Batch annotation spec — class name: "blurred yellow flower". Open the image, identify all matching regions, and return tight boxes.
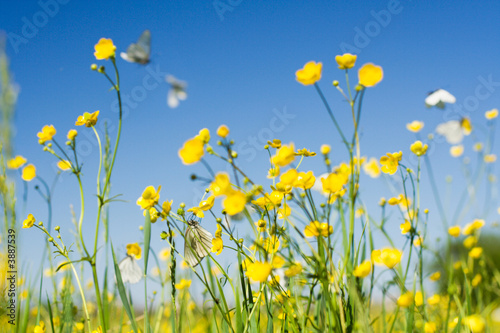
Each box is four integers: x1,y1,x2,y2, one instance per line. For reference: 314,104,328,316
353,260,371,278
271,143,295,167
136,185,161,210
245,261,272,282
34,321,46,333
216,125,229,138
94,38,116,60
372,248,402,269
485,108,498,120
321,172,348,194
126,243,142,259
187,206,204,218
304,221,333,237
267,166,280,179
175,278,192,290
199,196,215,211
159,247,171,261
284,263,302,277
37,125,56,144
400,220,411,234
463,236,477,249
461,117,472,135
223,190,246,215
211,237,223,255
380,151,402,175
210,172,231,196
406,120,424,133
280,168,298,186
448,226,461,237
320,144,331,155
23,214,35,229
75,322,84,331
363,158,381,178
463,219,485,235
178,137,205,165
335,53,357,70
413,236,423,247
472,273,482,287
196,128,210,144
429,271,441,281
75,111,100,127
397,291,413,307
57,160,71,171
67,129,78,140
277,203,291,219
267,139,282,149
262,235,280,253
463,314,485,333
255,219,267,232
410,140,428,156
22,164,36,181
358,63,383,87
450,145,464,157
484,154,497,163
294,171,316,189
295,148,316,157
7,155,27,169
427,294,440,305
414,291,423,306
145,207,159,222
295,61,322,85
271,255,285,269
161,200,173,218
424,322,437,333
469,247,483,259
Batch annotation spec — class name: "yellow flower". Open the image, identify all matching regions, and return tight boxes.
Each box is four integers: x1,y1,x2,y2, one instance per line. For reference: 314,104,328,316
94,38,116,60
429,271,441,281
484,154,497,163
414,291,423,306
75,322,84,331
463,314,485,333
187,206,204,218
271,143,295,167
178,137,205,165
353,260,371,278
363,158,381,178
304,221,333,237
294,171,316,189
410,140,428,156
397,291,413,307
199,196,215,211
37,125,56,144
284,263,302,277
380,151,402,175
161,200,173,218
413,236,423,247
57,160,71,171
209,172,231,197
335,53,357,70
320,144,331,155
159,247,171,261
271,255,285,269
471,273,482,287
7,155,27,169
463,236,477,249
461,117,472,135
144,207,159,223
67,129,78,140
255,219,267,232
448,226,461,237
406,120,424,133
211,237,223,255
463,219,485,235
267,166,280,179
216,125,229,138
277,203,291,219
424,322,437,333
427,294,440,305
358,63,383,87
280,168,298,186
321,172,348,194
372,248,402,269
450,145,464,157
267,139,282,149
23,214,36,229
262,235,280,253
485,108,498,120
295,61,322,85
22,164,36,181
34,321,46,333
469,247,483,259
175,278,192,290
245,261,272,282
75,111,100,127
295,148,316,157
136,185,161,210
196,128,210,144
400,221,411,235
223,190,246,215
126,243,142,259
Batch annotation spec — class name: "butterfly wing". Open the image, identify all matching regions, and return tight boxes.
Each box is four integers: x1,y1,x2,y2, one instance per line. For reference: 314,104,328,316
120,30,151,64
425,89,456,108
436,120,463,144
118,256,143,284
167,89,180,108
184,223,214,267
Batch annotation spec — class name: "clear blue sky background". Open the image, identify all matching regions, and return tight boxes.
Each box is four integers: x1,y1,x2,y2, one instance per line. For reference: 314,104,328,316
2,0,500,297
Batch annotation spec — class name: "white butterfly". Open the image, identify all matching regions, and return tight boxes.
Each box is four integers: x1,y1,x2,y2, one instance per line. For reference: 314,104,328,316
184,220,213,267
118,255,143,284
425,89,456,109
435,118,470,144
120,30,151,65
166,75,188,108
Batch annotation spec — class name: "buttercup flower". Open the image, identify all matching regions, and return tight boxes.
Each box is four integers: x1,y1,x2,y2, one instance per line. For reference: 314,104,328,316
424,322,437,333
295,148,316,157
75,111,99,127
372,248,402,269
175,278,192,290
380,151,403,175
67,129,78,140
255,219,267,232
320,144,331,155
295,61,322,85
450,145,464,157
245,261,272,282
37,125,56,144
136,185,161,210
363,158,381,178
429,271,441,281
22,164,36,181
187,206,204,218
178,137,205,165
7,155,27,169
463,314,485,333
57,160,71,171
284,263,302,277
484,154,497,163
271,143,295,167
462,219,485,235
304,221,333,237
400,220,411,234
406,120,424,133
267,166,280,179
216,125,229,138
23,214,36,229
485,108,498,120
415,291,423,306
469,247,483,259
161,200,173,218
294,171,316,190
448,226,461,237
209,172,232,196
211,225,223,256
196,128,210,144
358,63,383,87
223,190,246,215
353,260,371,278
94,38,116,60
410,140,428,156
321,172,349,194
126,243,142,259
335,53,357,70
397,292,413,307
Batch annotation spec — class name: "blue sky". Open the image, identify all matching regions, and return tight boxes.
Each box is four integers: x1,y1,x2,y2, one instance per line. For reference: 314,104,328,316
2,0,500,295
